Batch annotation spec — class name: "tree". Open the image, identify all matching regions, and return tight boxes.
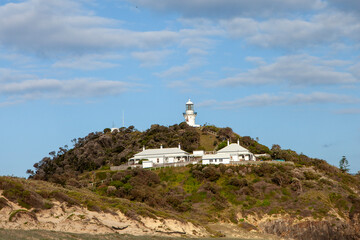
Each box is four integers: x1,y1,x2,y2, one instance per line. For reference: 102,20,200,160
339,156,349,173
271,144,281,159
26,169,34,176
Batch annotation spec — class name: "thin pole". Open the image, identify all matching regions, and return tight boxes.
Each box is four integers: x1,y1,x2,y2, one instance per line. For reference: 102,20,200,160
122,111,125,127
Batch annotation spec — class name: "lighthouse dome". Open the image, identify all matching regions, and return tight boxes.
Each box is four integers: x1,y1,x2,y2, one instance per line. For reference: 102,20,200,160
186,99,193,105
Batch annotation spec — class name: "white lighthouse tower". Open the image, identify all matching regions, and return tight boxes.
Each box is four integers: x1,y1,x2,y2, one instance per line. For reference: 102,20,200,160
183,99,200,127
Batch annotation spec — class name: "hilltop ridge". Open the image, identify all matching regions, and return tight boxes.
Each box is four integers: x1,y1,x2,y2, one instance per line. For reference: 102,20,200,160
1,123,359,239
28,123,271,184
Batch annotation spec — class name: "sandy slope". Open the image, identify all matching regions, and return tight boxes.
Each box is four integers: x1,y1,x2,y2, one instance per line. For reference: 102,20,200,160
0,192,207,238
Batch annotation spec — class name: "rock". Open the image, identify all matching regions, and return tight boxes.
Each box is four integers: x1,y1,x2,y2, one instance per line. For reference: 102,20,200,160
259,219,360,240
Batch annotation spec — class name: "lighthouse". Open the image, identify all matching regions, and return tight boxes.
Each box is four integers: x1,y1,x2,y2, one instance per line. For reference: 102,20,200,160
183,99,200,127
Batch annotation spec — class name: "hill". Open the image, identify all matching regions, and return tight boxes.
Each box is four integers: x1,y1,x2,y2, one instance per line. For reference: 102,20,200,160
27,123,270,185
1,123,360,239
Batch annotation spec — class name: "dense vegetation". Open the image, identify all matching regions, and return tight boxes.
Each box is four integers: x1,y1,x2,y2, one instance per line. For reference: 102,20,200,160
27,123,271,184
83,164,360,223
2,163,360,235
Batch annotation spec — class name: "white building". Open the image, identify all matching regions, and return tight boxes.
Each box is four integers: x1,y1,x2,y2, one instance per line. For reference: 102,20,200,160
183,99,200,127
193,150,205,157
129,144,191,164
202,153,230,165
201,140,255,165
217,139,255,161
142,161,154,169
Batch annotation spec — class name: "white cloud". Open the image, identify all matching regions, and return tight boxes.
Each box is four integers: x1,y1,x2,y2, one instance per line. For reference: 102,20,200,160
128,0,326,18
156,58,205,78
201,92,360,109
327,0,360,12
0,99,23,107
349,62,360,79
217,55,358,87
221,12,360,49
165,80,189,88
131,50,172,67
0,78,134,103
197,99,217,107
187,48,208,56
0,0,178,56
53,54,123,70
0,68,36,82
245,56,266,66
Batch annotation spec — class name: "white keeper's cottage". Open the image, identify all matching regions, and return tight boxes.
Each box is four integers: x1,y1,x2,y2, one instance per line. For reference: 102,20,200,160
129,144,190,165
202,139,255,165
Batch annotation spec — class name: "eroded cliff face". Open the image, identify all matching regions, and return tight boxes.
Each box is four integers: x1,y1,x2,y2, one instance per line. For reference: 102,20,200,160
0,195,207,237
1,190,360,240
259,218,360,240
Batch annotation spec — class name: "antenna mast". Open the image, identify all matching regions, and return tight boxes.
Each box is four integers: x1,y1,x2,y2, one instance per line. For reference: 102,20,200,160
122,111,125,128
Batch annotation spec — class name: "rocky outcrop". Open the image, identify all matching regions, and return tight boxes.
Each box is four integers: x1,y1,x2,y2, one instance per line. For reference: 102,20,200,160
259,219,360,240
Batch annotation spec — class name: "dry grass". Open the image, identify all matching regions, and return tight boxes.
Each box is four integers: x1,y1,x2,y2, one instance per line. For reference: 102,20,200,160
199,131,217,151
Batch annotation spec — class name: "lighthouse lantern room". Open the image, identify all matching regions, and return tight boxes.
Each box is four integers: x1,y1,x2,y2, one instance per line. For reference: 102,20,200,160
183,99,200,127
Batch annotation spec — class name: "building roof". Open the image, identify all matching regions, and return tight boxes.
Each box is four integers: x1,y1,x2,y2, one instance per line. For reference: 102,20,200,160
186,99,193,105
217,143,250,153
132,147,189,159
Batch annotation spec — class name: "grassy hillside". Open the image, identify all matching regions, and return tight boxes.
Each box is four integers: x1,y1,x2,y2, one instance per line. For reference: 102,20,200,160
2,162,360,239
82,164,360,223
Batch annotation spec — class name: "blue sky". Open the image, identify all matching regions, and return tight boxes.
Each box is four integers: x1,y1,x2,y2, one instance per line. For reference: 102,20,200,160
0,0,359,177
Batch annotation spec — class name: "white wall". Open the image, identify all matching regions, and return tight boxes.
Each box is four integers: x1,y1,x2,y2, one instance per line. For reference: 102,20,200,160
147,157,164,164
142,161,153,168
202,158,230,165
193,150,204,157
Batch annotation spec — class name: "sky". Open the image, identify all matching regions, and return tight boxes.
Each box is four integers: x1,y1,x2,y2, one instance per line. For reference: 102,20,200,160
0,0,359,177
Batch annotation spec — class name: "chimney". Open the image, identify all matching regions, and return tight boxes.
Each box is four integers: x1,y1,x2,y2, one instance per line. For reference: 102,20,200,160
227,139,230,146
160,144,163,149
237,139,240,145
178,143,181,149
143,146,145,151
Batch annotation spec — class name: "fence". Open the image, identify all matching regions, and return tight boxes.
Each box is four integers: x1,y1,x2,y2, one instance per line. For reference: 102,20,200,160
110,160,293,171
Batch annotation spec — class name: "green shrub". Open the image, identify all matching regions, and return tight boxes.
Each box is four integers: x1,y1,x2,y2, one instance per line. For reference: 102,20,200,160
189,191,207,203
123,183,133,193
99,166,110,170
9,209,28,222
216,141,227,151
281,188,291,196
304,171,320,180
50,191,80,206
202,166,220,181
86,201,102,212
2,181,45,209
329,192,342,203
95,172,107,181
109,180,123,188
0,197,9,210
